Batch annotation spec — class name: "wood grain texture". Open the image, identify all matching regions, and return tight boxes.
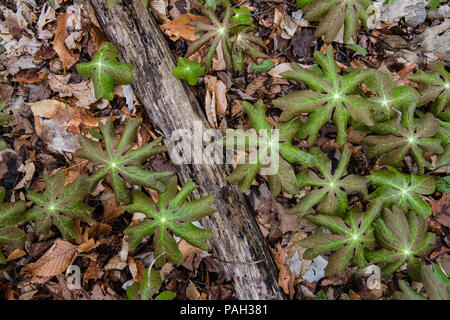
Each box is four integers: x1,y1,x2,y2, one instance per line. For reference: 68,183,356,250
89,0,285,300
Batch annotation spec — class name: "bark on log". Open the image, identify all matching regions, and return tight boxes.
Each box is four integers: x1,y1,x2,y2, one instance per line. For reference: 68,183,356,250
89,0,285,300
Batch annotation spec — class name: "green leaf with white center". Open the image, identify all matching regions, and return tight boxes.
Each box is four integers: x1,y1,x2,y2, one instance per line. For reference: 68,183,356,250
231,26,268,73
230,6,252,24
172,57,205,86
185,6,247,70
75,117,172,203
367,166,435,218
362,112,444,174
226,100,299,196
407,62,450,115
287,144,368,219
123,176,215,267
272,46,375,145
366,206,436,280
24,171,93,240
364,67,419,122
394,261,448,300
296,200,382,277
76,42,133,101
301,0,373,43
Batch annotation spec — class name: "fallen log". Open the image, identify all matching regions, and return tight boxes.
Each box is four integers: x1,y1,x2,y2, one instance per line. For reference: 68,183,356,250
89,0,285,300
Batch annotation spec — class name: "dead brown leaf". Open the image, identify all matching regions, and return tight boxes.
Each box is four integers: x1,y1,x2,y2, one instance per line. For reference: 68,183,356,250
52,13,80,70
160,13,209,41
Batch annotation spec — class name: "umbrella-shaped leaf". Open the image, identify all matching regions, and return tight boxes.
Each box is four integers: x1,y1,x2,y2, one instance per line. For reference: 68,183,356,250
367,166,435,218
273,46,375,145
123,176,215,267
232,26,268,72
366,206,436,280
172,57,205,85
75,117,172,203
24,172,93,240
287,144,368,219
296,200,382,277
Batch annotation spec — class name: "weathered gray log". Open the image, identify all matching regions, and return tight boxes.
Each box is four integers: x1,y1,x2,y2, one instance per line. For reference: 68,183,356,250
89,0,285,300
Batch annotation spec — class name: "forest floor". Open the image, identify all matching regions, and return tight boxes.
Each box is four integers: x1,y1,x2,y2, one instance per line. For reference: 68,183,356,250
0,0,449,300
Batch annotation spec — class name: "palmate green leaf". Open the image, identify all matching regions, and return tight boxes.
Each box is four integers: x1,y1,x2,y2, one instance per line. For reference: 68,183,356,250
364,67,419,121
287,144,368,219
301,0,372,43
232,26,268,73
124,176,215,267
296,200,382,277
230,6,252,24
0,187,26,249
407,62,450,115
435,176,450,194
226,100,303,196
362,111,444,174
126,267,176,300
25,172,93,240
172,57,205,85
273,46,375,146
367,166,435,218
75,117,171,204
76,42,133,101
366,206,436,280
185,6,247,70
394,261,448,300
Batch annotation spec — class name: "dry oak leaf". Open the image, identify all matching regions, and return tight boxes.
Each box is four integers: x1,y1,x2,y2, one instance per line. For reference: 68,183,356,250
52,13,80,70
22,239,78,284
27,99,64,119
160,13,209,41
48,73,97,108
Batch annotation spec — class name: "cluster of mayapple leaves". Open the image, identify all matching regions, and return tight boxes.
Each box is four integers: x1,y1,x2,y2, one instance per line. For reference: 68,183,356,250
172,3,270,85
0,118,217,298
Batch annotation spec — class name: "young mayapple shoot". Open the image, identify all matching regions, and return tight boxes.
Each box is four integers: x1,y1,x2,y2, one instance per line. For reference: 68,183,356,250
367,166,435,218
0,187,27,249
273,46,375,145
287,144,368,219
172,57,205,85
231,26,269,73
408,62,450,115
126,267,176,300
394,260,449,300
25,172,93,240
124,176,216,267
0,101,11,126
76,42,133,101
226,100,310,196
362,111,444,174
299,0,372,43
366,206,436,280
75,117,172,204
296,200,382,277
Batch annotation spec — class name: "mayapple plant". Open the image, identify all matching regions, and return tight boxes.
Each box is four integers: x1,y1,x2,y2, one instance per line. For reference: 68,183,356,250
272,46,375,146
0,101,11,126
296,200,382,277
297,0,372,43
366,206,436,280
287,144,368,219
75,117,172,204
367,166,435,218
362,111,443,175
76,42,133,101
124,176,216,267
231,26,269,73
172,57,205,86
25,172,93,240
226,100,314,196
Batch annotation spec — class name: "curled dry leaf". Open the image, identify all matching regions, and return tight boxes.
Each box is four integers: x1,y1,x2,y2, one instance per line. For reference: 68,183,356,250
22,239,78,284
48,73,97,109
52,13,80,70
160,13,209,41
